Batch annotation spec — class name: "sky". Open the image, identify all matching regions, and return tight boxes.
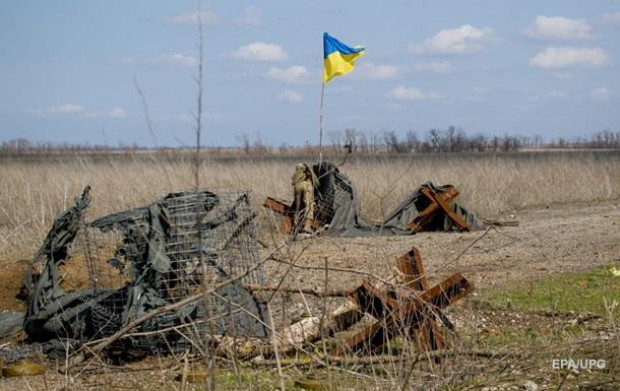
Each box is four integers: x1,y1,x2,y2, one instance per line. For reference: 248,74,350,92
0,1,619,148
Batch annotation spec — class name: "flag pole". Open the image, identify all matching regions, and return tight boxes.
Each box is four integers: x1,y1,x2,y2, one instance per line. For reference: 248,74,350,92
318,81,325,164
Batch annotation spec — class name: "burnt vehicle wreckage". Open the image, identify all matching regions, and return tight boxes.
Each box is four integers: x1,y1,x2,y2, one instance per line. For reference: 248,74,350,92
0,162,479,366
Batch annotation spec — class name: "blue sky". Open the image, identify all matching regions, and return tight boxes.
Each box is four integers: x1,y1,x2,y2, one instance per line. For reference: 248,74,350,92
1,1,618,148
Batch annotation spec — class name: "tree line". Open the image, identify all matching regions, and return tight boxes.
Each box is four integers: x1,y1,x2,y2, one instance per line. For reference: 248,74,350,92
326,127,620,154
2,128,620,157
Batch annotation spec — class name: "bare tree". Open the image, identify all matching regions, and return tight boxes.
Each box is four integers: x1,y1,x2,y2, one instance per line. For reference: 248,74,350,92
192,5,205,191
427,128,444,152
371,131,382,154
470,134,488,152
357,131,369,153
328,130,343,152
405,130,419,152
491,135,500,151
344,128,357,154
383,130,404,153
237,133,251,154
253,132,269,155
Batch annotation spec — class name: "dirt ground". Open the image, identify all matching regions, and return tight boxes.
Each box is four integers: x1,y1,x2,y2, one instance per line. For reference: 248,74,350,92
262,199,620,297
1,199,619,390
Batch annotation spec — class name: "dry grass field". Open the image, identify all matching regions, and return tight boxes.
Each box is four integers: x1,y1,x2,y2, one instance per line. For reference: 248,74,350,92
1,150,619,260
1,150,620,390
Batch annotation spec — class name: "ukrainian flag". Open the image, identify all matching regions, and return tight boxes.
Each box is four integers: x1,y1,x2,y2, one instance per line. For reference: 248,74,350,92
323,32,365,84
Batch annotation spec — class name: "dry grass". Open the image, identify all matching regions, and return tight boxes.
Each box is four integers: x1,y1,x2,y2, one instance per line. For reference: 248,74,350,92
1,150,620,260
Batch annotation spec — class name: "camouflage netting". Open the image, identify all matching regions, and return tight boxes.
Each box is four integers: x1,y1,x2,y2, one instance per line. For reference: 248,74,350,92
3,186,267,359
310,162,486,237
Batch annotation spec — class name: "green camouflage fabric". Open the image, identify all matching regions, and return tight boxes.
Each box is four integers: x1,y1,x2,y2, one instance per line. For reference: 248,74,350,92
310,162,485,237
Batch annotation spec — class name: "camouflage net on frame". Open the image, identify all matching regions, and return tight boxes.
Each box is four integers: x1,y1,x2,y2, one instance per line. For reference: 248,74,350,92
14,187,267,359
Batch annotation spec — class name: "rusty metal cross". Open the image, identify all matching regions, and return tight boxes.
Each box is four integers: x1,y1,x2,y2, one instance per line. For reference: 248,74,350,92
333,246,473,356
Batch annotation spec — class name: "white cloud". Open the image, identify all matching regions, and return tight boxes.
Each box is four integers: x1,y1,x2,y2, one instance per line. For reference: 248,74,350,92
590,87,611,100
601,12,620,24
523,16,593,39
529,47,608,68
408,25,495,54
388,86,441,101
234,6,261,26
165,9,218,25
156,54,199,67
276,90,303,103
109,108,128,118
265,66,311,83
29,104,84,115
351,63,405,80
45,103,84,114
413,61,454,73
232,42,288,61
111,57,137,66
25,103,95,117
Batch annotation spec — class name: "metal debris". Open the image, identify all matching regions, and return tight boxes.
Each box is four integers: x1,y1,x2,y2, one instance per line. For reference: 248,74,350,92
12,186,268,358
333,246,473,356
407,185,470,233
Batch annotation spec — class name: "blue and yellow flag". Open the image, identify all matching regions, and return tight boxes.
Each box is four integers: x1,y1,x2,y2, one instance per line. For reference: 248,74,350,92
323,32,365,84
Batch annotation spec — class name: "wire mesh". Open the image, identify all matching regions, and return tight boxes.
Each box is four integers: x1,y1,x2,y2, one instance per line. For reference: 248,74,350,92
315,173,355,224
67,189,266,354
312,163,357,228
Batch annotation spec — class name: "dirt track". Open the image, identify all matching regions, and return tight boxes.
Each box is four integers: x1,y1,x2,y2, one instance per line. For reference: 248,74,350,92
262,199,620,297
